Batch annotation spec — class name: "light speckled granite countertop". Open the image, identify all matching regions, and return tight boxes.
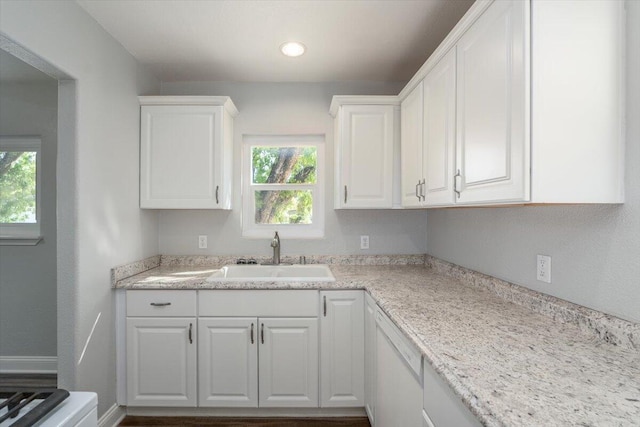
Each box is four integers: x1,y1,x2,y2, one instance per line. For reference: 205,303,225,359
114,261,640,427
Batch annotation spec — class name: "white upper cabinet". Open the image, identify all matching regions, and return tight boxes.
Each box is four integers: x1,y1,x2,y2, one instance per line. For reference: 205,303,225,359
530,0,624,203
398,0,624,207
423,48,457,206
331,97,400,209
455,0,529,204
401,82,424,208
401,48,457,208
139,96,238,209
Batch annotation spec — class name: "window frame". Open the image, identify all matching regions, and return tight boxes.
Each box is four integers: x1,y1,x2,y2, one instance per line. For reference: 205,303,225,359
0,136,42,245
242,134,325,239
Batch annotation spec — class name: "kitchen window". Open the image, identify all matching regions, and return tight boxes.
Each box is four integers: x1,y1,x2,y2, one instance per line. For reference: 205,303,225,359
242,135,324,238
0,137,42,244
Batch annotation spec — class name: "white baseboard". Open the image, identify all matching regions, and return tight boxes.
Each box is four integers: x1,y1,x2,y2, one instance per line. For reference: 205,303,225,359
0,356,57,373
126,406,367,417
99,404,126,427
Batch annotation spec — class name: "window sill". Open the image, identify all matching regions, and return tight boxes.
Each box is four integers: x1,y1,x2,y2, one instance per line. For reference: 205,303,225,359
242,229,324,239
0,236,43,246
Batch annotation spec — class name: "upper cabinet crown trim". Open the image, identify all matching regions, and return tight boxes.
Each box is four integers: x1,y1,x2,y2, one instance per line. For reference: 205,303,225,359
329,95,400,117
398,0,494,101
139,96,239,117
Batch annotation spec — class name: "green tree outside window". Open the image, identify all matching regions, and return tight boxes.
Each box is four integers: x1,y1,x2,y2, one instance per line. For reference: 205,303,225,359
0,151,37,223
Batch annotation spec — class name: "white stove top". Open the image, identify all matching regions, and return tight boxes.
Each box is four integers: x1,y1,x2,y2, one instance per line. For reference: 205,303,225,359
0,392,97,427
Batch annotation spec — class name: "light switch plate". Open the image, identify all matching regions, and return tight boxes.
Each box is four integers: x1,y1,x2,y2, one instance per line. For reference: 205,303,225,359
360,235,369,250
198,235,208,249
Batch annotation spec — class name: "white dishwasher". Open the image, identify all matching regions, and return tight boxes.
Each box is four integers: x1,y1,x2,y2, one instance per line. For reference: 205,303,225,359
375,307,423,427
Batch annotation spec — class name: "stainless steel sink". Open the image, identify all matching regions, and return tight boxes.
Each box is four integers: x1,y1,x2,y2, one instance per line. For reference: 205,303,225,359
206,264,335,282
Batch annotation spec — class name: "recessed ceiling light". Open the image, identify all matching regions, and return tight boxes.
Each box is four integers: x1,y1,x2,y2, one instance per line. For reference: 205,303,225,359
280,41,306,57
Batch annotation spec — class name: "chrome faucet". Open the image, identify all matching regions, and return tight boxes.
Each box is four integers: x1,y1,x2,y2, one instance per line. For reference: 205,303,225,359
270,231,280,265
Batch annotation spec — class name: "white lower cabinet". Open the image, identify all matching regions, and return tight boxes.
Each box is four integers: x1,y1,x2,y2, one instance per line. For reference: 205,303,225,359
422,358,481,427
198,316,318,408
320,291,364,407
126,317,197,407
125,288,482,423
259,318,319,407
198,317,258,407
125,290,198,407
364,293,377,424
197,290,320,408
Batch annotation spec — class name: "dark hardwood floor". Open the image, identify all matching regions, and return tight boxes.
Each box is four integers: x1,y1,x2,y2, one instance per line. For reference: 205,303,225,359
119,416,371,427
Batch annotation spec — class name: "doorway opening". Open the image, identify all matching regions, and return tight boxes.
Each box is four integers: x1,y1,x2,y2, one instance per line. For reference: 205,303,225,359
0,35,76,390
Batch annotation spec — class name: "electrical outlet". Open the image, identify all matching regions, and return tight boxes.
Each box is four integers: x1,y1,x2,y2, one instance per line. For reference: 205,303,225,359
360,235,369,250
198,235,208,249
537,255,551,283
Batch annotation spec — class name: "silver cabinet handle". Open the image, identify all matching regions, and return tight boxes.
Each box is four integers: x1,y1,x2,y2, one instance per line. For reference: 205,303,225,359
215,185,219,204
454,170,462,198
344,185,348,204
150,302,171,307
261,323,264,344
188,323,193,344
420,179,426,201
323,295,327,317
415,181,420,200
250,323,254,344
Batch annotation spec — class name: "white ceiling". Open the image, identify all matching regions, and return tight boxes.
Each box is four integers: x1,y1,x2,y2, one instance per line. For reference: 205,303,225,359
76,0,474,83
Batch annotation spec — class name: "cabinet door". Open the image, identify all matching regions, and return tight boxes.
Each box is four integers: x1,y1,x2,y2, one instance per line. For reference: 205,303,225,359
364,293,377,424
126,317,196,406
338,105,395,208
376,327,423,427
455,0,529,204
320,291,364,407
423,48,457,207
198,318,258,407
140,105,225,209
259,318,319,407
401,82,424,208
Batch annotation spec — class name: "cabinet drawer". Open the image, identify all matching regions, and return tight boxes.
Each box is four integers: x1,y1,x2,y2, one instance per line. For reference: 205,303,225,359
375,307,422,377
127,290,197,317
199,290,318,317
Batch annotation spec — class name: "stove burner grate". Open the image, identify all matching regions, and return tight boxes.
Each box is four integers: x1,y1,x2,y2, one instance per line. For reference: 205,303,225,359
0,389,70,427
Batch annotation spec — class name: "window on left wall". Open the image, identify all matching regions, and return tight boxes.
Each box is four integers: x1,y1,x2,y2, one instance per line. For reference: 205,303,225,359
0,137,42,244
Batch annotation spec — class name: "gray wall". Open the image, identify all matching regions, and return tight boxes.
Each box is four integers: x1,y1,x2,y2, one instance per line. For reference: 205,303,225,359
0,0,160,416
426,0,640,323
0,80,57,358
159,81,428,256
